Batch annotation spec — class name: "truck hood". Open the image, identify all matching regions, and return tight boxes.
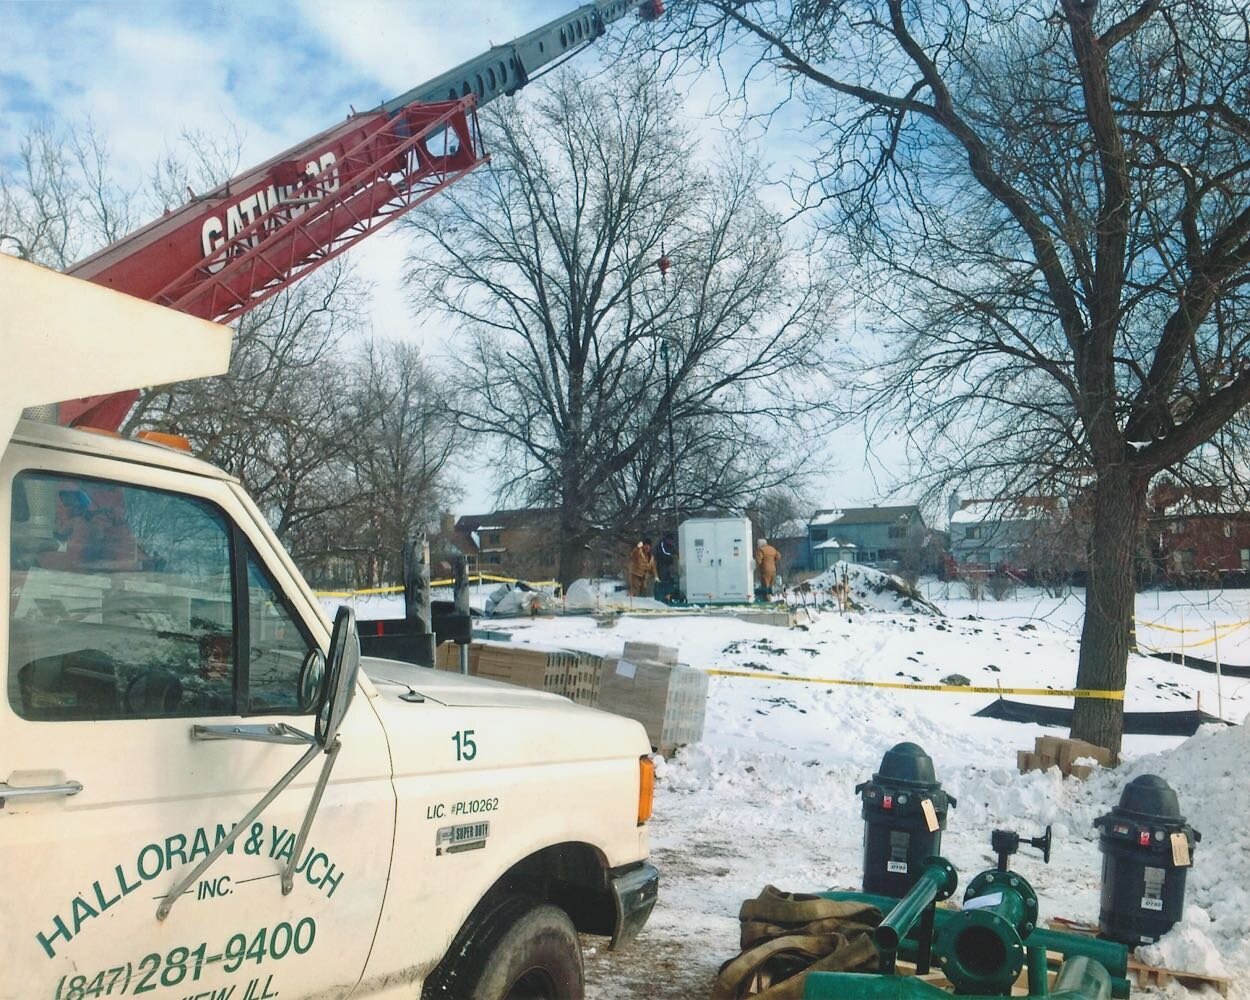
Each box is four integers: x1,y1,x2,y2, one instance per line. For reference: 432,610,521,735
362,658,574,708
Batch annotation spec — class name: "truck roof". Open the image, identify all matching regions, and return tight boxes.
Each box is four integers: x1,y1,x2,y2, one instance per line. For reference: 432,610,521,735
9,417,235,481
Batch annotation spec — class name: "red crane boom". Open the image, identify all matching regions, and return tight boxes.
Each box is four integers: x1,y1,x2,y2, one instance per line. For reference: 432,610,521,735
58,0,663,431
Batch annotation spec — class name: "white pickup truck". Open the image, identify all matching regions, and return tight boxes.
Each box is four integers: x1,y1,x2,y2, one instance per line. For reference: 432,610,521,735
0,256,658,1000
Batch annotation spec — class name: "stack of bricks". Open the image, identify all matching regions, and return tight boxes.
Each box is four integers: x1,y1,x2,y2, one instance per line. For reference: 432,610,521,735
431,639,711,752
433,641,603,707
597,641,709,755
1017,735,1113,779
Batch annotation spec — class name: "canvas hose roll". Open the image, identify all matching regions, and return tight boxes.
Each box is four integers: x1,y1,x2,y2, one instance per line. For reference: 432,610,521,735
711,886,882,1000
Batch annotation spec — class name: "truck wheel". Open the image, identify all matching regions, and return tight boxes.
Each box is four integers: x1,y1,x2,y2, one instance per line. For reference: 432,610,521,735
423,896,585,1000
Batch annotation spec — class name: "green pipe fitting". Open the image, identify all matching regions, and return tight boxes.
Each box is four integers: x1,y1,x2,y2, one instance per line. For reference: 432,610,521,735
802,957,1111,1000
934,869,1039,995
1027,946,1050,996
1051,956,1112,1000
877,858,959,954
820,891,1131,998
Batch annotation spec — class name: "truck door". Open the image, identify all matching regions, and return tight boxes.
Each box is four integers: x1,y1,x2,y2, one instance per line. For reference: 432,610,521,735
0,454,395,1000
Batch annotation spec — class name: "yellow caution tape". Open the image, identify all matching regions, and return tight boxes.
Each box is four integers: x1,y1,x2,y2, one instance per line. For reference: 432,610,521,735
1134,616,1250,635
704,668,1125,701
316,585,404,598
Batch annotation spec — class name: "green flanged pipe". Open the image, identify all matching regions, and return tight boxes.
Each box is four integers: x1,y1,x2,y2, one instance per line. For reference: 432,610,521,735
820,891,1131,997
1027,946,1050,996
876,858,959,954
802,957,1110,1000
933,868,1039,995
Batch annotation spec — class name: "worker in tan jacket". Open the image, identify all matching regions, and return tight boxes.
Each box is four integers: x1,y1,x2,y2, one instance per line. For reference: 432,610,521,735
755,537,782,596
627,539,657,597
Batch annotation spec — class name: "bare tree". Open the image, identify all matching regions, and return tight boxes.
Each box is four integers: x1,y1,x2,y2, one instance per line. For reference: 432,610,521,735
405,66,834,584
655,1,1250,755
336,340,465,586
135,262,366,547
1,120,136,266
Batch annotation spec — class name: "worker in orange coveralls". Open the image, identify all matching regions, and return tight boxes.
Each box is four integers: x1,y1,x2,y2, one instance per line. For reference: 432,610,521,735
755,537,782,597
627,539,656,597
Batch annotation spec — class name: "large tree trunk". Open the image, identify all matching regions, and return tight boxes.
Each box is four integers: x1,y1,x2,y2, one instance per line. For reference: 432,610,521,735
557,465,588,588
1071,468,1148,759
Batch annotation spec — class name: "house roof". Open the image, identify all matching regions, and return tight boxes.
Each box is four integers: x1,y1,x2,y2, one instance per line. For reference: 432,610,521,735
814,537,857,550
455,508,560,533
812,505,922,528
950,497,1057,525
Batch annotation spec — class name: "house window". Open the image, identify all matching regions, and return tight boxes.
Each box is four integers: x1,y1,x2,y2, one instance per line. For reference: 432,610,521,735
1241,549,1249,570
810,528,827,542
888,525,907,539
964,525,982,540
1224,522,1232,538
488,554,502,565
485,531,502,546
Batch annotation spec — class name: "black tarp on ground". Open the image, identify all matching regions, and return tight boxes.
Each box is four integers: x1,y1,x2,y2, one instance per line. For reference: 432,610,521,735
974,697,1228,735
1145,650,1250,678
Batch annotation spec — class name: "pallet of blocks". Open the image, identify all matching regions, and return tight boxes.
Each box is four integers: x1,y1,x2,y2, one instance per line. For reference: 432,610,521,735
597,642,709,755
433,641,602,706
1017,734,1113,779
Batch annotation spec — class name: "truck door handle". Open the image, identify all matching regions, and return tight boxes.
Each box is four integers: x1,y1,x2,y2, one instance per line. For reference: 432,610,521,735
0,780,83,807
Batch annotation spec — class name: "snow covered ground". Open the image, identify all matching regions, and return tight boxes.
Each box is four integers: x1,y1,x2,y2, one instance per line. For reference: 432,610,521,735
322,578,1250,998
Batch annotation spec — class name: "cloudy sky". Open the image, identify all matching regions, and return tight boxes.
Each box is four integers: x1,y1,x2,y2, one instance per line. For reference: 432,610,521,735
0,0,908,518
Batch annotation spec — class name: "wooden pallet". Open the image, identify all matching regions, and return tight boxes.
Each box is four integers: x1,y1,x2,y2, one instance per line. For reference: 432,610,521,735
1045,918,1230,997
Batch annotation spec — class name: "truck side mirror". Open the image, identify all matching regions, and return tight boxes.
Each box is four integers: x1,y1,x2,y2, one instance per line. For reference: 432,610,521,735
298,648,326,714
317,606,360,747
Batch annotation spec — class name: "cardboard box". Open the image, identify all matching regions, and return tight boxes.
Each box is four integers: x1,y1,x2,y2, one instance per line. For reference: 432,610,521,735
1035,735,1065,759
1019,736,1112,778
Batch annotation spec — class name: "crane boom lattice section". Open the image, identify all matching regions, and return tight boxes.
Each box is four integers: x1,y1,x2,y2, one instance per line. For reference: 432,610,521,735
159,98,486,325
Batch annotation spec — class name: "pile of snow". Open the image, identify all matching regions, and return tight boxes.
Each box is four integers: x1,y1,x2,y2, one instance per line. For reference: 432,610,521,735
804,561,941,615
1138,907,1230,979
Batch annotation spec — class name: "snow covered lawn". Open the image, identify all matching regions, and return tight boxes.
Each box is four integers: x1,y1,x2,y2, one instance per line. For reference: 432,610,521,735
324,580,1250,997
487,595,1249,999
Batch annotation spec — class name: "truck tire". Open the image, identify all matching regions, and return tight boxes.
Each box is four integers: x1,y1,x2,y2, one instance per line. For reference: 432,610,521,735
423,896,585,1000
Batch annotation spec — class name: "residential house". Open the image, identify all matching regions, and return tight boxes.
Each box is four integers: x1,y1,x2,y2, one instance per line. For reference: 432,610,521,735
1148,484,1250,583
807,505,926,569
453,508,561,580
948,495,1063,572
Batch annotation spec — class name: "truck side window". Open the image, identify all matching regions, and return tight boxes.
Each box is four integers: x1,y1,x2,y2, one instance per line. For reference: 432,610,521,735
8,471,235,721
245,549,315,714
